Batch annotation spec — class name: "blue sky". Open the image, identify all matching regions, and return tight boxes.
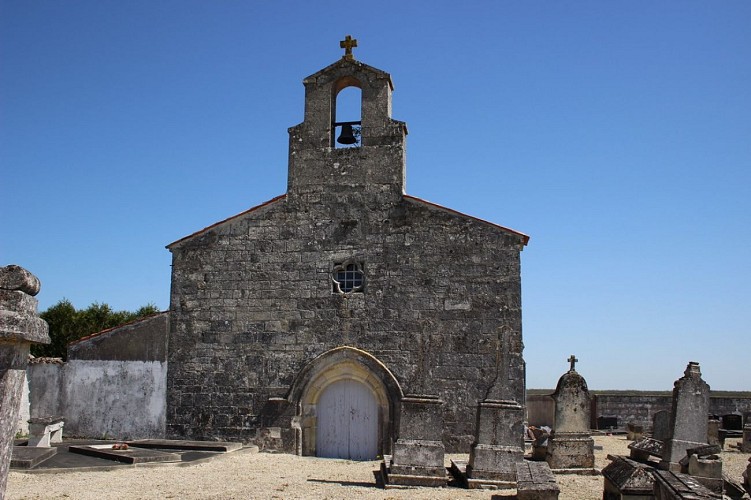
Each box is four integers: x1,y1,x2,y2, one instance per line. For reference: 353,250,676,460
2,1,749,390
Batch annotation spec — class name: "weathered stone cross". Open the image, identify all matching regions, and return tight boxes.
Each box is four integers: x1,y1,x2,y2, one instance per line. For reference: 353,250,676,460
340,35,357,60
568,354,578,371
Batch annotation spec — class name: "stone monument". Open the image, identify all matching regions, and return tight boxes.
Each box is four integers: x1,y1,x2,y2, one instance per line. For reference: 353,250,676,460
381,395,448,487
546,355,596,474
659,362,710,472
449,326,526,489
0,265,50,496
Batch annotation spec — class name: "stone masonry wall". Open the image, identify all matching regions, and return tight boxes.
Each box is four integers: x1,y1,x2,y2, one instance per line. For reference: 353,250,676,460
167,189,525,452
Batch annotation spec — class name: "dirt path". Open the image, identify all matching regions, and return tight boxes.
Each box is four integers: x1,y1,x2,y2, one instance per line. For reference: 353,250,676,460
7,436,750,499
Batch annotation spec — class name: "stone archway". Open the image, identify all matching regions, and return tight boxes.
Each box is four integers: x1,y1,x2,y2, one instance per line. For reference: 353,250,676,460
286,346,403,458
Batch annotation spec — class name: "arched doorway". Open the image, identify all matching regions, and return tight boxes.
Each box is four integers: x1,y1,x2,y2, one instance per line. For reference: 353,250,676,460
316,379,378,460
286,346,403,459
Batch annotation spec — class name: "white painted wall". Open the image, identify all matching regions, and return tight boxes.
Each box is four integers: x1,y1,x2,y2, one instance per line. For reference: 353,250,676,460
63,360,166,439
15,373,30,436
27,360,167,440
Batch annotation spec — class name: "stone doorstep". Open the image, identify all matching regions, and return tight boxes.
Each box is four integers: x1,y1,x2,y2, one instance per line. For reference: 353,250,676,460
448,459,516,490
10,446,57,469
380,456,448,488
68,445,181,464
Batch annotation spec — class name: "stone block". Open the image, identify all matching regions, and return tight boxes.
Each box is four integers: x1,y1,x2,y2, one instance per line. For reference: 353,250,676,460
687,454,723,494
516,460,560,500
546,433,595,471
652,410,671,442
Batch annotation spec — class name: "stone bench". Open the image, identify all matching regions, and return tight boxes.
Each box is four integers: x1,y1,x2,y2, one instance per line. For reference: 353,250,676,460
27,416,64,447
516,460,560,500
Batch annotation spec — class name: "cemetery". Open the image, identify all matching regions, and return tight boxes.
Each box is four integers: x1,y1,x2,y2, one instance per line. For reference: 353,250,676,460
3,38,750,500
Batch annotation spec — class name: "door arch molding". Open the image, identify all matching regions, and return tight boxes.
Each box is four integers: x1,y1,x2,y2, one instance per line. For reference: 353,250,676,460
286,346,403,457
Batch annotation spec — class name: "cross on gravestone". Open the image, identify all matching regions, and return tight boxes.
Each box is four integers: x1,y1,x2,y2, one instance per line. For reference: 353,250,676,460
340,35,357,60
568,355,578,371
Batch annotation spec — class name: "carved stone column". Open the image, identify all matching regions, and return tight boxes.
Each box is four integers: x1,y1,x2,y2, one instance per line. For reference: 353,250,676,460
0,265,50,496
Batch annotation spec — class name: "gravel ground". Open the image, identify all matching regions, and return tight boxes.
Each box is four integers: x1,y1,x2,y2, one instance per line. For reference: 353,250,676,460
7,436,750,499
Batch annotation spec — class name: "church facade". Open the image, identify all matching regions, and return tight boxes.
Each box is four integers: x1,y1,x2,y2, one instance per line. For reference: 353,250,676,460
165,45,529,458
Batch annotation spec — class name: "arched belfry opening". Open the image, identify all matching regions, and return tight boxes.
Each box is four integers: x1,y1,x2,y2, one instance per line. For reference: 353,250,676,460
286,35,408,204
332,78,362,148
286,346,403,459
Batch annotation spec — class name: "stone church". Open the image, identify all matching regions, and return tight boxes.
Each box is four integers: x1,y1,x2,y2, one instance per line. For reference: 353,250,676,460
165,40,529,460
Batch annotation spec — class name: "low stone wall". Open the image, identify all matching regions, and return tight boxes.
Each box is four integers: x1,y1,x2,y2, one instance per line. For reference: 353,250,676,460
526,390,751,430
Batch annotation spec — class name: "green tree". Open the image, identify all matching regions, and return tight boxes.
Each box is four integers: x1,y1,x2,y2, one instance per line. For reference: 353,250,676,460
31,299,161,360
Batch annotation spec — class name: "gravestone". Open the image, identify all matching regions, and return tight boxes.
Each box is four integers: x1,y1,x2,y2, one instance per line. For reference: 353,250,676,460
744,457,751,494
742,424,751,453
449,326,526,489
706,419,720,447
653,410,671,442
546,356,596,474
722,414,743,431
381,395,448,487
598,416,619,431
0,265,50,497
660,362,710,472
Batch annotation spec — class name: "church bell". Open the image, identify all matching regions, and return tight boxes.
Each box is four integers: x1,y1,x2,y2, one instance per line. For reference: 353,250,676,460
336,123,357,145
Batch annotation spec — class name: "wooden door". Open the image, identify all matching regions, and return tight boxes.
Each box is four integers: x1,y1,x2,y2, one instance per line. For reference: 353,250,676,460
316,379,378,460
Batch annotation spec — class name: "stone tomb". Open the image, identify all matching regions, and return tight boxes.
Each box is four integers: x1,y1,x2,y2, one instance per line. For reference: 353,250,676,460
516,460,560,500
545,356,597,474
69,444,181,464
660,362,710,472
602,454,656,500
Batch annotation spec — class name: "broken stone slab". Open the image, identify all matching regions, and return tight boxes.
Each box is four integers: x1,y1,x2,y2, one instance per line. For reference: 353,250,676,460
628,437,664,463
602,454,655,499
722,473,749,500
652,468,721,499
687,454,723,495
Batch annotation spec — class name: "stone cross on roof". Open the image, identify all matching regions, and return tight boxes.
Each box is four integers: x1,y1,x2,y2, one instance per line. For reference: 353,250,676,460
340,35,357,60
568,355,578,371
